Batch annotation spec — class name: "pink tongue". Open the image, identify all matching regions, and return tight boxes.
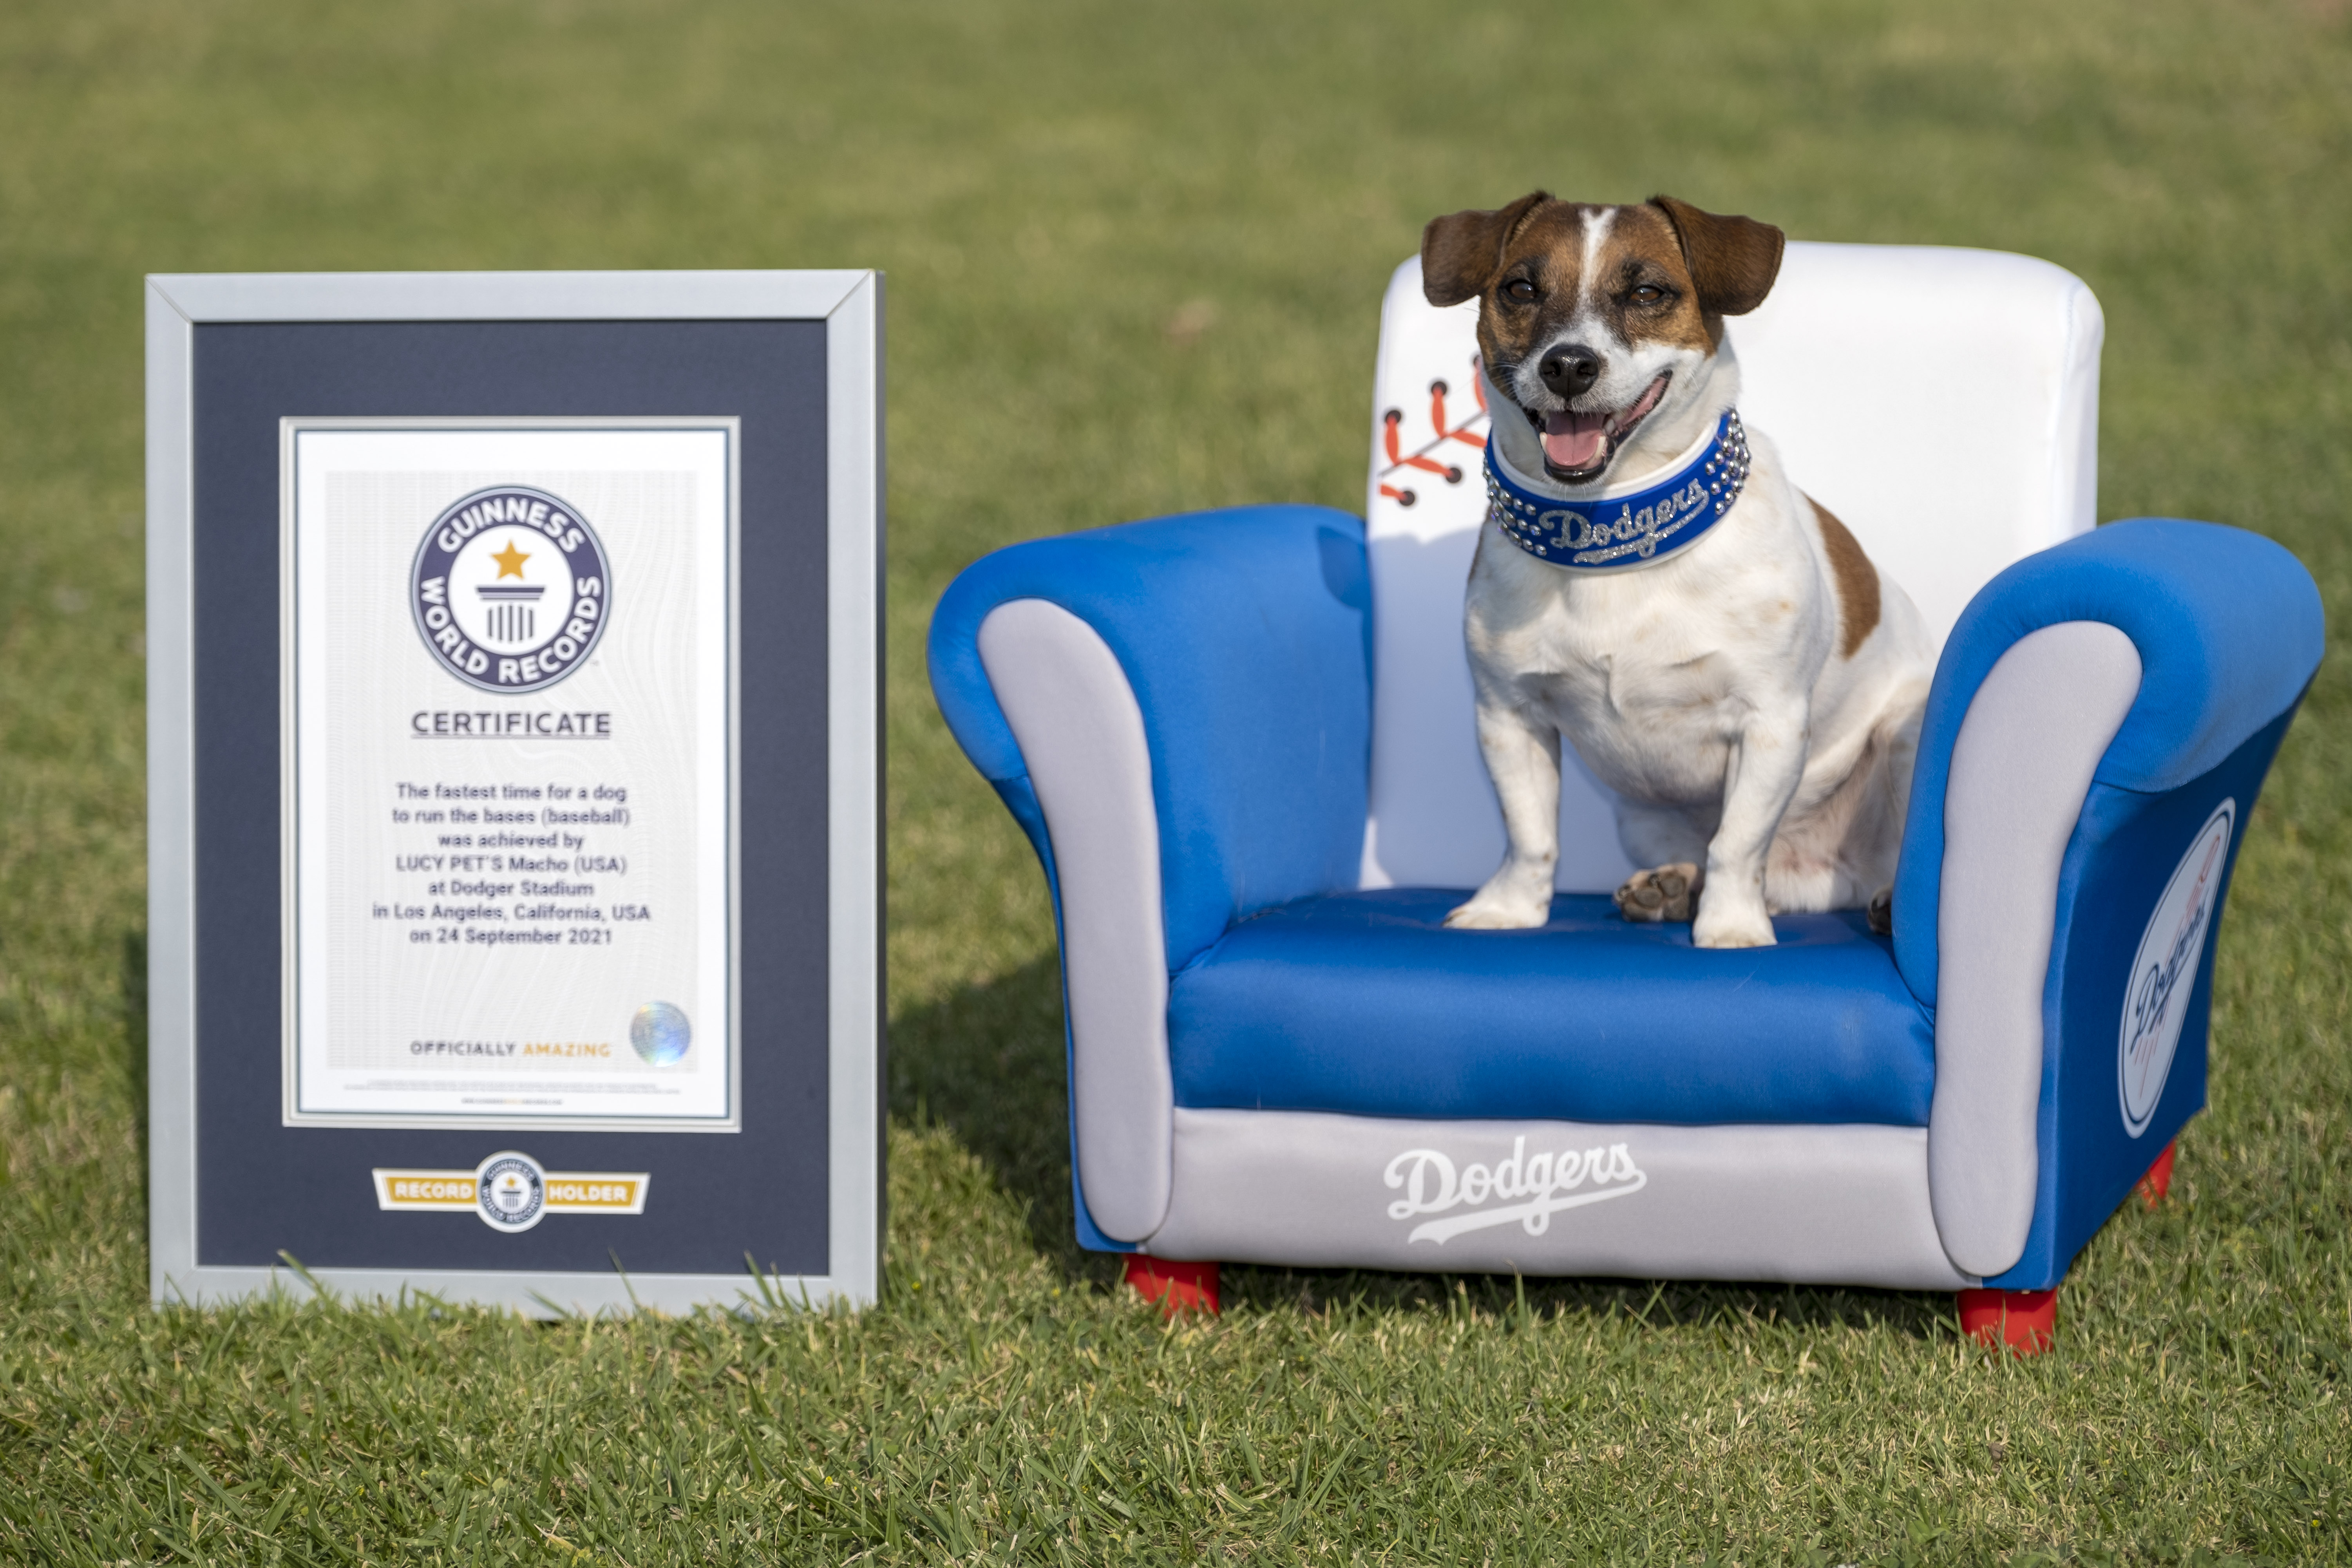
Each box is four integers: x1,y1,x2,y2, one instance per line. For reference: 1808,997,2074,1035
1541,410,1607,470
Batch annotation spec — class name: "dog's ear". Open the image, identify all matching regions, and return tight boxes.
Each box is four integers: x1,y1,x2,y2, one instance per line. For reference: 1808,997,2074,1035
1648,195,1784,316
1421,192,1550,307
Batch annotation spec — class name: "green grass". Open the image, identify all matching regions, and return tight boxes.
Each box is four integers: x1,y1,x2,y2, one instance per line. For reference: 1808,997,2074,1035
2,0,2350,1560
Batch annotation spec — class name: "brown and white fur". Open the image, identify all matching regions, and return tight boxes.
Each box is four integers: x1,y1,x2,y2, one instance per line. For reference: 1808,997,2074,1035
1426,193,1931,949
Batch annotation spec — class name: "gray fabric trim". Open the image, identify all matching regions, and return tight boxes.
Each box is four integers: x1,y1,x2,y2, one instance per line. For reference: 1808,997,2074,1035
1930,621,2142,1275
977,600,1173,1241
1145,1109,1973,1289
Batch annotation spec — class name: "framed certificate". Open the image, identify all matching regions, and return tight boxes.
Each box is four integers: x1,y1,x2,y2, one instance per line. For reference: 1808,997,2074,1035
282,420,742,1130
147,273,882,1311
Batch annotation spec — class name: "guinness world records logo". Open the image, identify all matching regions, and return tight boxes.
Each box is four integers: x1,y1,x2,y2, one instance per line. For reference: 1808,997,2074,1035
411,485,612,694
475,1151,549,1232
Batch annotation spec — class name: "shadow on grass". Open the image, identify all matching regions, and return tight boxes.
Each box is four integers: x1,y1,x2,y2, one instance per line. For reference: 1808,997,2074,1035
887,952,1111,1284
889,949,1959,1339
121,926,149,1199
1220,1262,1961,1342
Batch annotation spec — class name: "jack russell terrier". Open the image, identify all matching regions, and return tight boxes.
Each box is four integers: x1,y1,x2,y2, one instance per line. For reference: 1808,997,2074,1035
1422,193,1931,949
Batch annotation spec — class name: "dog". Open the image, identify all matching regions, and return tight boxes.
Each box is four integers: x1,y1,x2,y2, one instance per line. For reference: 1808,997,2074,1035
1421,193,1932,949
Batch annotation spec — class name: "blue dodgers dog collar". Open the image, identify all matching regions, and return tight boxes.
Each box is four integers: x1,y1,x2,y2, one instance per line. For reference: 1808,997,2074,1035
1484,409,1751,570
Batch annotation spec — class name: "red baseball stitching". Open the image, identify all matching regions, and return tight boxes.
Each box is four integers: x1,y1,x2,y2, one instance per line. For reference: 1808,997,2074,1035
1377,355,1491,508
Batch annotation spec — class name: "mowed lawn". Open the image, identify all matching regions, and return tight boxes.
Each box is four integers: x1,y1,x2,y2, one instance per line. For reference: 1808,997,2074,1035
3,0,2350,1561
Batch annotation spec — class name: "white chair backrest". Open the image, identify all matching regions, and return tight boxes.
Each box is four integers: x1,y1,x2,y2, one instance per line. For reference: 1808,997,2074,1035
1359,241,2104,893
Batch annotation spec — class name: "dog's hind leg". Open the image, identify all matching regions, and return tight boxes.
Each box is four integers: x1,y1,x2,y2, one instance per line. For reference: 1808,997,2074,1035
1611,801,1713,923
1616,863,1705,922
1858,702,1920,937
1763,703,1920,915
1762,834,1860,913
1446,704,1564,929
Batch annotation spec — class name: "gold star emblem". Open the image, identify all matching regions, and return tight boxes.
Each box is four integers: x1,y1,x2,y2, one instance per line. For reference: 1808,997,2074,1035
489,540,531,579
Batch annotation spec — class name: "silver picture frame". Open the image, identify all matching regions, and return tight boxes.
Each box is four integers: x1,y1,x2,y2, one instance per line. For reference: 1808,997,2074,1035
145,271,884,1314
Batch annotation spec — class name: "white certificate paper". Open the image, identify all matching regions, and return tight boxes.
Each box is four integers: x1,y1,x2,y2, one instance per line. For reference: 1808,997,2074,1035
281,421,738,1129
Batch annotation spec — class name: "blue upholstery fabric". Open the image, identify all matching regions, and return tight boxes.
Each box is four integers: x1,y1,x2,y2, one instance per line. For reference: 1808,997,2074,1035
928,506,1374,972
1168,889,1936,1127
1892,519,2323,1006
1985,708,2295,1290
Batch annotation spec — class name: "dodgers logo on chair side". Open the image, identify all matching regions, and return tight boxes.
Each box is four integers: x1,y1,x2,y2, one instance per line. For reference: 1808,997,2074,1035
2120,800,2235,1138
410,485,613,694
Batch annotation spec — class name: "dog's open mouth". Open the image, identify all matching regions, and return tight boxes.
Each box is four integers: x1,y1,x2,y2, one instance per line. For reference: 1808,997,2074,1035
1527,373,1671,483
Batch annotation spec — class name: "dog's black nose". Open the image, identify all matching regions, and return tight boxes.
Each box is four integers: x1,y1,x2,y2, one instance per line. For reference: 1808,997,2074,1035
1538,345,1603,397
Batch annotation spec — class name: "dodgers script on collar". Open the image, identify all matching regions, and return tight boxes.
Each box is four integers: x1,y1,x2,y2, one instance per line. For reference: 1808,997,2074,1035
281,422,738,1130
1484,408,1751,571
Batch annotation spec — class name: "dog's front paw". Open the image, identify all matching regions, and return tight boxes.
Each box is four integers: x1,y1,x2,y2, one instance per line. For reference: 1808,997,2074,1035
1446,861,1556,929
1692,893,1776,949
1614,863,1703,924
1443,892,1551,930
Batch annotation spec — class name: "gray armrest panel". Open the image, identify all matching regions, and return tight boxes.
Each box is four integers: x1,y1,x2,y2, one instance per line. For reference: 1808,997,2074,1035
977,600,1173,1241
1930,620,2141,1275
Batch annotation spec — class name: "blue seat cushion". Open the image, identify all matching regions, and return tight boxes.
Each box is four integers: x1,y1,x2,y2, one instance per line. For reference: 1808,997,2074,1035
1167,889,1936,1127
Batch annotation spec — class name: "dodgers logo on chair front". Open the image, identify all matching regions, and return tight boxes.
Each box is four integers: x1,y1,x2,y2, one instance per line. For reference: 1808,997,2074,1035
2119,800,2235,1138
410,485,612,694
1384,1136,1647,1244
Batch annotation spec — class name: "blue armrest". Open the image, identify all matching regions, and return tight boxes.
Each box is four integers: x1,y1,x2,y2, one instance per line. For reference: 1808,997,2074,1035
1894,517,2321,1286
1895,517,2321,998
928,504,1373,974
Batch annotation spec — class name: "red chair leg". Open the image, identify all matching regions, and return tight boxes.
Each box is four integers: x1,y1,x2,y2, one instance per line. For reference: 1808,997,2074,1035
2135,1139,2178,1210
1124,1254,1220,1317
1958,1287,2057,1355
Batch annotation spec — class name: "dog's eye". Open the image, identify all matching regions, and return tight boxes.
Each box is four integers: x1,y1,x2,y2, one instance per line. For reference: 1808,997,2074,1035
1503,278,1538,304
1630,284,1668,305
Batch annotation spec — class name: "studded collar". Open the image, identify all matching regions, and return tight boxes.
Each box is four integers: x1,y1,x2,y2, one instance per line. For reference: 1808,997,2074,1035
1484,409,1751,572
